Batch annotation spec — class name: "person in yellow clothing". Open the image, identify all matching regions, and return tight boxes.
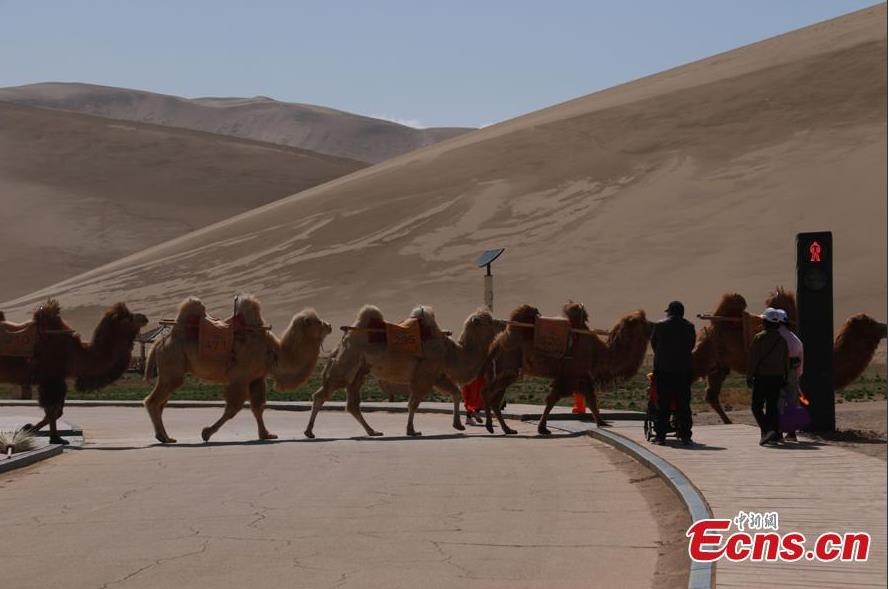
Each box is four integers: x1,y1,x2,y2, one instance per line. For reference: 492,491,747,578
747,308,790,446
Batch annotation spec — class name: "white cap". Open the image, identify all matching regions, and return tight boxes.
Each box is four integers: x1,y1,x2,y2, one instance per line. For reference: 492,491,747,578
761,307,782,323
774,309,790,324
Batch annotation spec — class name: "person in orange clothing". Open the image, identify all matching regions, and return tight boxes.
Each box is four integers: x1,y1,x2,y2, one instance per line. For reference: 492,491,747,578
461,376,485,424
572,393,586,414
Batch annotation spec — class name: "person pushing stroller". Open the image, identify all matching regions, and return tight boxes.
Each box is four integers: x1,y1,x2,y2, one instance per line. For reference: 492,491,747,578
650,301,696,445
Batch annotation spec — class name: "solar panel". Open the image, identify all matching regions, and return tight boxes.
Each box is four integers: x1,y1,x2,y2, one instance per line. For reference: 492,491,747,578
475,248,505,268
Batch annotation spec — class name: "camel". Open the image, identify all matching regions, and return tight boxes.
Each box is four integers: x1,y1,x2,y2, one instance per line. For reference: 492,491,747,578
304,305,502,438
481,302,653,436
0,300,148,444
144,296,331,443
693,289,887,423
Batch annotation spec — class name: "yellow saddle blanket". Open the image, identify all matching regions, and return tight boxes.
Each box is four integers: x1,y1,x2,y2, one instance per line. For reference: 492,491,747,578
533,317,571,357
198,317,234,360
0,321,38,357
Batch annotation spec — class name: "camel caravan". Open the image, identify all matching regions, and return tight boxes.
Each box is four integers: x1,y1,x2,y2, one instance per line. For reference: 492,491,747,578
0,287,884,443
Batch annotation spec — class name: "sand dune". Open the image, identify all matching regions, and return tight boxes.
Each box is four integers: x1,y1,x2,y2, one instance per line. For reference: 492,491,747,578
0,102,365,301
2,5,885,336
0,83,473,163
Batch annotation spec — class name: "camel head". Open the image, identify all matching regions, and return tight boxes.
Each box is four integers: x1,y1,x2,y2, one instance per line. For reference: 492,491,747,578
458,308,502,350
833,313,887,391
840,314,887,344
274,309,332,391
605,310,654,381
562,301,589,329
91,302,149,344
74,302,148,392
285,308,333,343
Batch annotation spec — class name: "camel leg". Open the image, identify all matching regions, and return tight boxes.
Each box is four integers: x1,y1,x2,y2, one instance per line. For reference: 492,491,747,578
406,374,436,437
201,384,247,442
537,388,562,436
249,379,277,440
346,371,382,437
144,373,184,444
582,389,608,427
705,367,732,424
405,391,424,437
48,406,68,445
434,375,466,432
580,374,608,427
304,382,337,439
22,413,50,433
485,373,518,435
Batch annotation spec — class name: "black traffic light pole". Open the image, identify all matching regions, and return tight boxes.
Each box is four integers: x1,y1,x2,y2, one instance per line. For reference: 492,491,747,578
796,231,834,432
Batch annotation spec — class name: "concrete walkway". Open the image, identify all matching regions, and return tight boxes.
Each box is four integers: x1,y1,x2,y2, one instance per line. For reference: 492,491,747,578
605,421,887,588
0,407,672,589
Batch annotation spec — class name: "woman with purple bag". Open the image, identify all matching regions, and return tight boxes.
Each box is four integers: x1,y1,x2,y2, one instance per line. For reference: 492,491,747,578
776,309,809,439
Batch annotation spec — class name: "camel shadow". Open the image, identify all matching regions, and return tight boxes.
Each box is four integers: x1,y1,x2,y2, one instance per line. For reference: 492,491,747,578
762,441,823,451
662,442,727,451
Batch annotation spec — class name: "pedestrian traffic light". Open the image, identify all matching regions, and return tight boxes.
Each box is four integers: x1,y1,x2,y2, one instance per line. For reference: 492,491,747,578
796,231,834,431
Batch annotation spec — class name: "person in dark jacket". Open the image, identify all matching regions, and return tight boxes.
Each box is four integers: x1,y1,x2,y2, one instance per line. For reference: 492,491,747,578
650,300,697,445
747,308,790,446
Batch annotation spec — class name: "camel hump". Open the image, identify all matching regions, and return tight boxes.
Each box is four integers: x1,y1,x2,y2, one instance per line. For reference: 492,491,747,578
355,305,385,329
562,301,589,329
408,305,443,339
714,293,747,317
234,294,263,327
175,296,207,323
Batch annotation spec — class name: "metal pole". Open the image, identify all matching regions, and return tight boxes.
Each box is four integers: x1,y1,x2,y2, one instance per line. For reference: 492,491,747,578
484,263,494,312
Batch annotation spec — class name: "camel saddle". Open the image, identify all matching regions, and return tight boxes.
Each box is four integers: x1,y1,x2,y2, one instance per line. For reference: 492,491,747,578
533,316,571,357
385,319,423,357
0,321,38,358
198,317,235,360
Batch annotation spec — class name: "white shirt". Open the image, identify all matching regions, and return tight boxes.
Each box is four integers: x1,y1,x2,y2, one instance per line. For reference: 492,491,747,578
778,324,804,376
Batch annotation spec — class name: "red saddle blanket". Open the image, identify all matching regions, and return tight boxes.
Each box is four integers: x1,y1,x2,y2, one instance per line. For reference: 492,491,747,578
0,322,38,357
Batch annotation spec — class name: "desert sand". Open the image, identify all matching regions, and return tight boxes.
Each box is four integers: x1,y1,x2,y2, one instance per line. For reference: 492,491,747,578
0,83,473,163
0,102,365,301
1,6,885,337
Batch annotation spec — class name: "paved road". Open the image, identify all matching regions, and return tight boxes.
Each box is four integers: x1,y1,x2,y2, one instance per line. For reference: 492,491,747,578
1,407,672,589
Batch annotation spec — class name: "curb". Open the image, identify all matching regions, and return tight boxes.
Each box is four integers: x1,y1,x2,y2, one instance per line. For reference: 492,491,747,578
0,421,84,474
0,443,63,474
550,421,714,589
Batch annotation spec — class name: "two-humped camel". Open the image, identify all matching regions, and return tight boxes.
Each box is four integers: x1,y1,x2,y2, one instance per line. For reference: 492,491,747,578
304,305,502,438
144,295,331,443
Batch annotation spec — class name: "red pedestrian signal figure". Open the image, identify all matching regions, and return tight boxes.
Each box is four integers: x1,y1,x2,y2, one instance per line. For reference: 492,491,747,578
809,241,822,263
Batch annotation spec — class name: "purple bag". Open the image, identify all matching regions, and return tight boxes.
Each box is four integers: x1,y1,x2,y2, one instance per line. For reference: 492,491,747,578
779,399,811,432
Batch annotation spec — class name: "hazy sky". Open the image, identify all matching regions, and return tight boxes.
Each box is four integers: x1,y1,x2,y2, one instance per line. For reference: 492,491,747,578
0,0,878,128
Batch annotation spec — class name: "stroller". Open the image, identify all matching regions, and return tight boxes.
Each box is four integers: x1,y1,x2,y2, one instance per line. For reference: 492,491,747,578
643,373,679,442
